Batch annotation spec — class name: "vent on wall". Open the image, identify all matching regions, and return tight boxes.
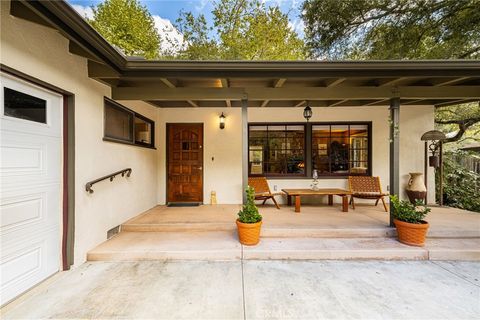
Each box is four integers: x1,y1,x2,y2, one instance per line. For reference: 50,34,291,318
107,225,120,239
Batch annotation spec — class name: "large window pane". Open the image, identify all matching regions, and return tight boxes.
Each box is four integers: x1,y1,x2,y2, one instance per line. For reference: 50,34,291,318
313,123,370,176
248,124,305,177
134,115,154,147
4,87,46,124
105,101,133,142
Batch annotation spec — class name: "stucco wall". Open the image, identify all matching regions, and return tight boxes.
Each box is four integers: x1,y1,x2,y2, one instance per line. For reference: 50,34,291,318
1,2,158,266
154,105,435,206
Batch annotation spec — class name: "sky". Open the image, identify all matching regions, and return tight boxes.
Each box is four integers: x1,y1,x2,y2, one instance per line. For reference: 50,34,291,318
67,0,305,53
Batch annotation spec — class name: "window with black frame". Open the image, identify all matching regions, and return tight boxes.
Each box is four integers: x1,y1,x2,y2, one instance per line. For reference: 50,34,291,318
104,98,155,148
249,124,305,177
312,124,370,176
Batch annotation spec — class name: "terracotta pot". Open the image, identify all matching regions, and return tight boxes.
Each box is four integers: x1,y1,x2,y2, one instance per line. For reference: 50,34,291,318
236,219,262,245
406,172,427,203
394,219,429,247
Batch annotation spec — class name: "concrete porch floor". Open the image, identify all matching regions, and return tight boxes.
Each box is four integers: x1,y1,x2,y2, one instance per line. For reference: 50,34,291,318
87,204,480,261
121,204,480,238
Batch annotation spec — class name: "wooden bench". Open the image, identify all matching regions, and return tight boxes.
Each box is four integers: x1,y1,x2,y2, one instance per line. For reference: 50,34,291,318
282,188,352,213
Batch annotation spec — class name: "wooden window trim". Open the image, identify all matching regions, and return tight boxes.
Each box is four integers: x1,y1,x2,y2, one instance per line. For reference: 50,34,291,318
103,97,156,149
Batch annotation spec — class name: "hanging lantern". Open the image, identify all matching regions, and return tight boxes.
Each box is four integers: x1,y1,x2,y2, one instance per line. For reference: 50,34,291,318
303,105,312,122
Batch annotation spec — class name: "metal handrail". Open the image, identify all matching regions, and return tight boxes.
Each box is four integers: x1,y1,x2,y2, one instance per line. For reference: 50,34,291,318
85,168,132,193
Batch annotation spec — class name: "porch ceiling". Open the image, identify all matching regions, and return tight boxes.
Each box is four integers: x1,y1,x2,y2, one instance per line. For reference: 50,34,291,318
9,0,480,108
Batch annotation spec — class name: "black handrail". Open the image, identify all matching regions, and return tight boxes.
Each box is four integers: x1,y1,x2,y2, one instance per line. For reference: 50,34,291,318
85,168,132,193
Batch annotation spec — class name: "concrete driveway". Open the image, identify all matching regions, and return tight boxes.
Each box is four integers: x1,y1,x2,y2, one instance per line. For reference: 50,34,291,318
2,260,479,319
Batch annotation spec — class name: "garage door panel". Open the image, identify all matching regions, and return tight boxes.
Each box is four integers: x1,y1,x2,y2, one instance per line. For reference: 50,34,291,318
0,130,61,186
0,234,59,305
1,185,60,240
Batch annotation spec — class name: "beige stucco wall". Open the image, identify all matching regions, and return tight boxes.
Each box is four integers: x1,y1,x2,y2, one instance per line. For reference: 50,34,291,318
400,105,436,203
1,2,158,266
154,105,435,206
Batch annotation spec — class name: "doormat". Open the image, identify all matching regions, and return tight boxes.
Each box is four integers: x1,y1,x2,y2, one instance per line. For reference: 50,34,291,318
167,202,201,207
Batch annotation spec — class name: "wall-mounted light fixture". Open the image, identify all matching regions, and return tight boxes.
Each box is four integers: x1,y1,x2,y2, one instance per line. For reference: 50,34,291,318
303,104,312,122
219,112,226,129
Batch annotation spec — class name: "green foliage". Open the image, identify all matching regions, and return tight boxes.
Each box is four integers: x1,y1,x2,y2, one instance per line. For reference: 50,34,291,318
174,0,305,60
390,195,431,224
238,186,262,223
440,151,480,212
302,0,480,60
89,0,161,59
435,102,480,147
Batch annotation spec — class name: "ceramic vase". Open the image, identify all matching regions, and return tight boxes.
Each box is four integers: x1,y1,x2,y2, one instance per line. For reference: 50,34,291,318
405,172,427,204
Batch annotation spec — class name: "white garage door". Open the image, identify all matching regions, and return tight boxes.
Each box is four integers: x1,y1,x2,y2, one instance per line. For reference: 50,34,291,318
0,73,62,306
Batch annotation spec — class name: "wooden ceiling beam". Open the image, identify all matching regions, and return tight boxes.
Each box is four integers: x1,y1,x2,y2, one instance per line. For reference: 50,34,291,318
435,99,473,107
432,77,471,86
187,100,199,108
88,60,120,78
293,101,307,108
260,78,287,107
402,99,427,105
376,77,408,87
220,78,231,107
363,98,389,106
111,86,480,101
273,78,287,87
327,99,349,107
160,78,176,88
324,78,346,87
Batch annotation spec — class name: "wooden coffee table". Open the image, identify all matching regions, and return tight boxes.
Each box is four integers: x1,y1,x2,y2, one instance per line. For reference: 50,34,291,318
282,188,352,213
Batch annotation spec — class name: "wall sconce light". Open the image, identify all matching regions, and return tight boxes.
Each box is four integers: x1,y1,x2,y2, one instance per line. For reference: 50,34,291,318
303,104,312,122
219,112,226,129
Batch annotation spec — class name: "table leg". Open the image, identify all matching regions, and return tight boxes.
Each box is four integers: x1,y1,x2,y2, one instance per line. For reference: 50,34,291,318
287,195,292,206
342,196,348,212
295,196,301,213
328,195,333,206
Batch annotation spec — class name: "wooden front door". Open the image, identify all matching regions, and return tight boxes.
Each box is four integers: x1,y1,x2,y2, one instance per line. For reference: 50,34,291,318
167,123,203,203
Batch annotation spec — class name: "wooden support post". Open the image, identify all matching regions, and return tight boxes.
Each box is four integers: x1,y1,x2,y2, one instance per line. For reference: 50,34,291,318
389,98,400,227
242,98,248,204
439,141,444,206
424,141,428,204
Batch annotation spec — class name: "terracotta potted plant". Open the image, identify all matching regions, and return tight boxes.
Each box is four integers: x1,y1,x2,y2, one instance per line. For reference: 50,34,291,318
236,186,262,245
390,195,431,246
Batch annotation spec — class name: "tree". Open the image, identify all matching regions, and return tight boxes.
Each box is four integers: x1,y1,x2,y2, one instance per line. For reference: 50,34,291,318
302,0,480,60
435,102,480,145
302,0,480,145
173,0,305,60
90,0,161,59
